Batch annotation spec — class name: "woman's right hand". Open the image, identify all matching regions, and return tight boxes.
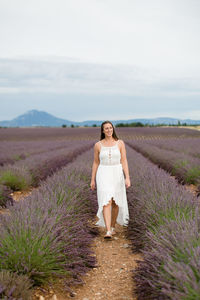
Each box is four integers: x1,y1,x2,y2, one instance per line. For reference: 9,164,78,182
90,180,96,190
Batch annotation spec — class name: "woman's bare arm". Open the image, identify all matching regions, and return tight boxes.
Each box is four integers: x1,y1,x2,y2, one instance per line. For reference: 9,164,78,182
90,143,100,190
119,140,131,188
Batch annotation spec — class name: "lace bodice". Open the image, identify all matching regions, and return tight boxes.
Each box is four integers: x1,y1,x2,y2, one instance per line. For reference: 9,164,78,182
99,141,121,166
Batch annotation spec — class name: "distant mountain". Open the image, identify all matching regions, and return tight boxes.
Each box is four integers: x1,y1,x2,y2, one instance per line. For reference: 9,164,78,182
0,110,200,127
0,110,73,127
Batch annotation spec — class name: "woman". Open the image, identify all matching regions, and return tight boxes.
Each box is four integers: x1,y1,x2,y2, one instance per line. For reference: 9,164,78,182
90,121,131,239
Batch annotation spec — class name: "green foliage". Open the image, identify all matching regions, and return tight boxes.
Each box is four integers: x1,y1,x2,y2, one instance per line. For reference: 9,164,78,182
70,124,79,128
115,122,200,127
172,237,200,264
172,160,189,175
12,154,25,161
12,154,22,161
0,170,31,191
186,167,200,184
62,124,67,128
149,205,195,233
0,270,33,299
0,227,67,285
0,184,13,208
116,122,145,127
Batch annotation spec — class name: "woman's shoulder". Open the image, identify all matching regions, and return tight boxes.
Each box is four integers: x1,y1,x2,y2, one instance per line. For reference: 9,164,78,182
117,139,125,145
117,139,125,150
94,141,102,150
95,140,102,146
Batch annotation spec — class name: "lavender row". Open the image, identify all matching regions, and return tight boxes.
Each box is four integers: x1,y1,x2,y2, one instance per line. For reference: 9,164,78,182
1,127,199,168
118,127,200,140
126,140,200,189
0,127,99,141
0,140,91,166
0,140,94,194
126,145,200,299
1,127,199,143
141,137,200,158
0,148,98,299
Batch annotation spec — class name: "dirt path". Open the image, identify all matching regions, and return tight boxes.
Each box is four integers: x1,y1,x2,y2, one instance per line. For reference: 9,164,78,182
45,218,142,300
66,222,142,300
33,218,143,300
11,189,34,201
0,189,33,215
72,222,142,300
184,183,199,196
3,190,142,300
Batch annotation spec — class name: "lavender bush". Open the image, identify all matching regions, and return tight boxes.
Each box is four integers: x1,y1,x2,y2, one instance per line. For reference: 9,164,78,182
127,140,200,188
144,138,200,181
146,213,200,299
0,184,14,208
125,145,200,299
0,166,32,191
0,139,94,167
30,142,93,185
0,148,98,296
134,212,200,300
0,141,93,190
142,137,200,158
0,270,33,300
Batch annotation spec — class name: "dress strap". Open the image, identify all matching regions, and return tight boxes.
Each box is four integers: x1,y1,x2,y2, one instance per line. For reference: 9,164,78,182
116,140,120,150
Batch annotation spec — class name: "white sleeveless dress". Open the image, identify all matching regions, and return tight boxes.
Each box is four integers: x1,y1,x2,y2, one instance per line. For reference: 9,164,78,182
95,140,129,227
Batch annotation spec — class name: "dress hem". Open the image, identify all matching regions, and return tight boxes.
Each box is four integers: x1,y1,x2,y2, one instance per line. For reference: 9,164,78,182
95,192,129,228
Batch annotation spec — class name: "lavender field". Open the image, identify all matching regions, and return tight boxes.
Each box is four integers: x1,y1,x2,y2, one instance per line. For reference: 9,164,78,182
126,146,200,299
0,126,200,299
0,128,97,206
127,136,200,191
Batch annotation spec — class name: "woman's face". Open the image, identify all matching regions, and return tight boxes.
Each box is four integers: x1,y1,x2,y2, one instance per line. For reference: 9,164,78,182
103,123,113,138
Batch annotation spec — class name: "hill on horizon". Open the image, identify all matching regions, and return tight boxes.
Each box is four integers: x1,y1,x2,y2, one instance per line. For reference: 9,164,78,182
0,110,200,127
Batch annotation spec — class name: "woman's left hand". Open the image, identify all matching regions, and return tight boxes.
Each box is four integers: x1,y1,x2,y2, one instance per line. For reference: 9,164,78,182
125,178,131,188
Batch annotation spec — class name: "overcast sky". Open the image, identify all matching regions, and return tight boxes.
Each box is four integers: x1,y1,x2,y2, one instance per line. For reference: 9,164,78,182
0,0,200,121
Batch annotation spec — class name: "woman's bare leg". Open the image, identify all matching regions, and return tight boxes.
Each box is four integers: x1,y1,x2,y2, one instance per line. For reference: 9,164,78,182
103,199,112,231
111,199,119,228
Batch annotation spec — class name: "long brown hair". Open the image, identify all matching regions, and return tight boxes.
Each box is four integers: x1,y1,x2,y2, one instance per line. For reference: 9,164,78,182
100,121,119,140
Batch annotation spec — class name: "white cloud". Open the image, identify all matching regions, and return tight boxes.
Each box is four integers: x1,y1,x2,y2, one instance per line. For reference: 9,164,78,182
0,0,200,74
184,110,200,120
0,57,199,98
0,87,20,93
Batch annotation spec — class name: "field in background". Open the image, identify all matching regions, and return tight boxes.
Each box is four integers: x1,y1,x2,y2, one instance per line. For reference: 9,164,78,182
1,125,200,140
